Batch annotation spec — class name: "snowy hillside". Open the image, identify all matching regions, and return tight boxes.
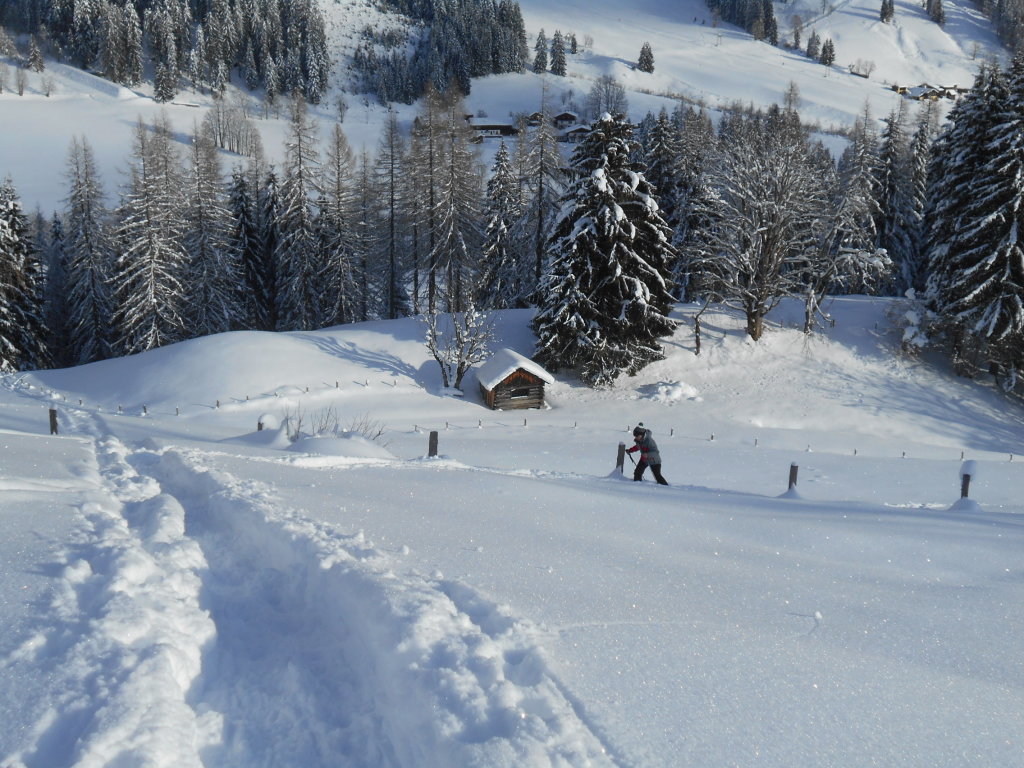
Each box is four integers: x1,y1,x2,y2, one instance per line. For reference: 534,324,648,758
1,298,1022,767
0,0,1007,213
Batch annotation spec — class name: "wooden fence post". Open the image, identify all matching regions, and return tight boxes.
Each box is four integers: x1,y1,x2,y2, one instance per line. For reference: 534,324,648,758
616,442,626,474
429,430,439,458
960,473,971,499
48,408,58,435
788,463,799,490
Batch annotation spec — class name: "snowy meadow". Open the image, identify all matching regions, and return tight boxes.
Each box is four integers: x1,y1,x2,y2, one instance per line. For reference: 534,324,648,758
1,299,1022,767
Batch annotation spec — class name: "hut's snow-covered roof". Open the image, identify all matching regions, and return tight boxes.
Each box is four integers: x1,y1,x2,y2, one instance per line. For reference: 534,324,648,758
477,348,554,390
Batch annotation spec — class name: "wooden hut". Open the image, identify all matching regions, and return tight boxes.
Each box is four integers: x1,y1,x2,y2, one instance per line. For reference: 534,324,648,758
477,348,553,410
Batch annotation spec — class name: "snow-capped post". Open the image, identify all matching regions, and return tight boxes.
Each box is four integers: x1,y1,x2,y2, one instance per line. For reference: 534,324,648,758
429,431,439,458
48,409,57,435
257,420,263,431
788,463,799,490
142,405,147,415
617,442,626,474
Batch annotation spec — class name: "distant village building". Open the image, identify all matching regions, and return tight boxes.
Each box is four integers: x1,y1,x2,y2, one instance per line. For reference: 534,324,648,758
553,111,580,128
560,124,590,143
466,117,520,140
477,348,553,410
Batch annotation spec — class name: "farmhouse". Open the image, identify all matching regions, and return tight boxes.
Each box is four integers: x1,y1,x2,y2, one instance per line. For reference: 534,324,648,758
477,348,554,410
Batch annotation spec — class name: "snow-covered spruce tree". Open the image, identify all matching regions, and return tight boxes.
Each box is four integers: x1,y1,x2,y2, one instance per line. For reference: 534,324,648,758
833,104,883,291
39,213,73,368
670,104,716,301
876,104,918,294
806,30,820,60
63,136,115,363
479,140,527,309
532,28,548,73
820,38,836,66
374,111,412,320
319,123,357,325
924,64,1008,370
637,42,654,73
352,151,382,321
533,113,677,386
932,57,1024,381
275,96,322,331
111,115,189,355
0,177,47,371
183,121,241,337
643,107,682,232
550,30,567,76
903,106,937,292
228,166,264,330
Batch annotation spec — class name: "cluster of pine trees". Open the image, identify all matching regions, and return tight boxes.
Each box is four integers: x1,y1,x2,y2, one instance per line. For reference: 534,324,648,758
2,0,331,104
352,0,527,103
924,58,1024,391
2,65,1022,389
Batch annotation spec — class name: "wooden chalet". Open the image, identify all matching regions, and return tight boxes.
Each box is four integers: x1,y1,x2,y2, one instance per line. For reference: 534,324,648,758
466,117,520,139
477,348,554,410
553,110,580,128
559,124,590,143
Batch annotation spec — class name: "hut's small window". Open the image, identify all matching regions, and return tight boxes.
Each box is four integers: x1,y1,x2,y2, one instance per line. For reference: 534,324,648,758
509,387,531,399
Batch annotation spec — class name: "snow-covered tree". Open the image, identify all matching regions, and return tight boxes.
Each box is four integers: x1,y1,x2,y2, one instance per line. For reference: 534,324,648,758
549,30,566,76
533,113,677,386
63,136,114,363
430,93,483,313
111,115,189,354
876,105,917,293
320,123,357,325
183,121,241,337
585,74,628,120
0,178,47,370
275,96,322,330
637,42,654,73
518,92,564,296
374,111,411,320
686,110,830,340
479,140,526,308
533,28,547,73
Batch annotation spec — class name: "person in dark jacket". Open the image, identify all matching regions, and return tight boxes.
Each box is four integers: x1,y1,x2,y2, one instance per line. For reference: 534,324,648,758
626,424,668,485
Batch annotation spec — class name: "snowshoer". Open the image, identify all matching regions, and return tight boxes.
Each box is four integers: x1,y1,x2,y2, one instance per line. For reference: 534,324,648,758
626,424,668,485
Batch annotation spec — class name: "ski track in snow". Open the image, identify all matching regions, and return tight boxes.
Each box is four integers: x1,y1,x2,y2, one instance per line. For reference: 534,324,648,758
4,405,614,768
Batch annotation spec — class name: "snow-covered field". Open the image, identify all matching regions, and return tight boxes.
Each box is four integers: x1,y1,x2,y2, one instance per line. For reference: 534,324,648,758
0,0,1007,213
1,298,1022,767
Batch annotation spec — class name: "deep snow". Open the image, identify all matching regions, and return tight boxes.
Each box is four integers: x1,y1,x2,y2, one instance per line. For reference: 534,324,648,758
1,298,1022,767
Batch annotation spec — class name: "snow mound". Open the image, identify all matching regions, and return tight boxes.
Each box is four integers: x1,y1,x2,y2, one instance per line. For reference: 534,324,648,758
289,433,396,459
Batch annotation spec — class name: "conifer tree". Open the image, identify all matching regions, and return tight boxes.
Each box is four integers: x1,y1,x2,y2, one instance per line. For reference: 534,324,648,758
228,166,263,330
319,124,357,325
932,58,1024,376
41,213,73,367
63,136,114,363
519,92,564,297
533,114,676,386
431,92,483,313
533,28,548,73
183,122,240,337
820,38,836,66
275,96,322,330
479,140,526,308
0,178,47,371
111,115,189,354
637,42,654,73
374,111,411,320
877,105,917,293
550,30,567,76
